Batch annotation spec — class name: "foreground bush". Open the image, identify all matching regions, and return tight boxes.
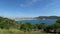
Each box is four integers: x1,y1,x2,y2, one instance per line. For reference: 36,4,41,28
0,29,51,34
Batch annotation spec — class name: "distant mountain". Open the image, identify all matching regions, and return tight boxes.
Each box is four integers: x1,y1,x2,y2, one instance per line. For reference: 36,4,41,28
11,17,37,20
35,16,60,20
10,16,60,20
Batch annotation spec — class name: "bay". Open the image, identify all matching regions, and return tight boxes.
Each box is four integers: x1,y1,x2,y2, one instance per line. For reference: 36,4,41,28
17,20,56,25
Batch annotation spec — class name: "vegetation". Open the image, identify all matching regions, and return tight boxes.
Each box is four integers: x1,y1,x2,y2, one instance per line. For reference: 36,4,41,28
0,17,18,29
36,16,60,19
0,16,60,34
0,29,51,34
20,22,32,32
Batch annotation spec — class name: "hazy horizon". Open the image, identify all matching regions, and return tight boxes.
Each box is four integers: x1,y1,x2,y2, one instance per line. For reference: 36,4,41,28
0,0,60,18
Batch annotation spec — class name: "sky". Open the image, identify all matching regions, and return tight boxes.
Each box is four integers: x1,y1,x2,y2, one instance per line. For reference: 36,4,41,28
0,0,60,18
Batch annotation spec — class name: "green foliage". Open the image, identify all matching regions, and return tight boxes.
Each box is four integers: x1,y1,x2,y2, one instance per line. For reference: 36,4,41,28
56,19,60,23
0,29,51,34
54,19,60,28
44,19,60,33
33,23,46,30
0,17,18,29
1,16,60,33
20,22,32,32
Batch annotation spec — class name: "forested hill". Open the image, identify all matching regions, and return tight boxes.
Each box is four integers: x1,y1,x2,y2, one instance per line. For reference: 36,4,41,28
0,16,19,29
35,16,60,20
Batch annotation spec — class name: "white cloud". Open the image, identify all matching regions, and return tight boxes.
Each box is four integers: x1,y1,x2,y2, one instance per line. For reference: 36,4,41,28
32,0,39,2
20,4,26,7
20,0,41,7
20,4,24,7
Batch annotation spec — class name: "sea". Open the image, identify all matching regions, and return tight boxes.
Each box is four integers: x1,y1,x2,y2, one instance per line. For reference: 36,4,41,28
17,20,56,25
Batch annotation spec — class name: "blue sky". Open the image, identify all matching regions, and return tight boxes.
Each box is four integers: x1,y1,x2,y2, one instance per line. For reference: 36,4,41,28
0,0,60,18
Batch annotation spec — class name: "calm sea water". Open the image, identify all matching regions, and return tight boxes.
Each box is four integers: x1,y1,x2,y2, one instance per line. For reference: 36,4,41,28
17,20,56,25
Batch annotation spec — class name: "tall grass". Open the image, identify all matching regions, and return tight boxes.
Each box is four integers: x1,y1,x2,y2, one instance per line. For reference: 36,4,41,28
0,29,51,34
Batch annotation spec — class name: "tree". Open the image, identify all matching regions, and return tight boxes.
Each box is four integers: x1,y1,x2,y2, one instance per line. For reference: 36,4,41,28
0,17,18,29
33,23,46,32
56,19,60,23
45,19,60,33
20,22,32,32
